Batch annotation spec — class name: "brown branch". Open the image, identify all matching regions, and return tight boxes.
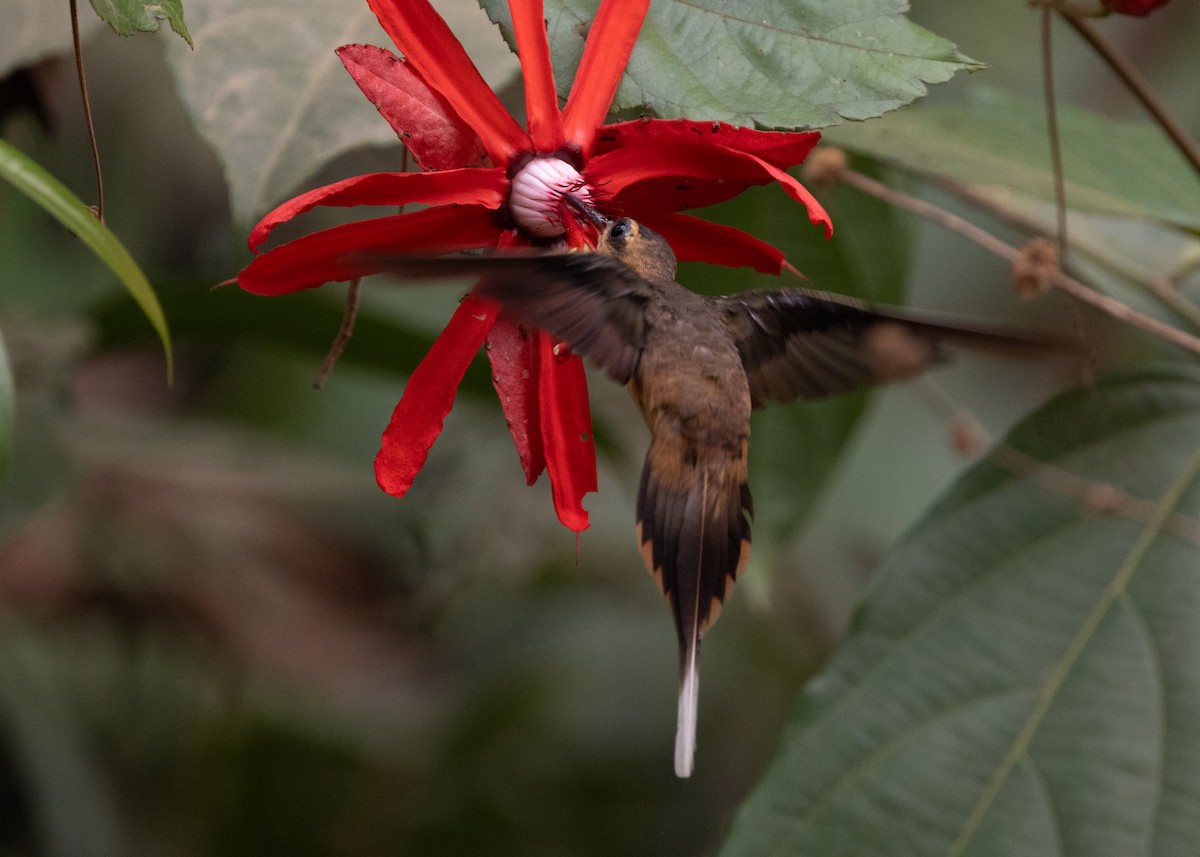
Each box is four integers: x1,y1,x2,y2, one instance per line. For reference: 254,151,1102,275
313,279,361,389
1040,5,1070,259
68,0,104,221
934,177,1200,331
313,150,413,387
915,378,1200,550
835,165,1200,357
1058,10,1200,178
989,443,1200,548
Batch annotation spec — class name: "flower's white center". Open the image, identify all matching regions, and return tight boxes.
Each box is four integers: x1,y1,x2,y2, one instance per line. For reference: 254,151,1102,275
509,157,591,238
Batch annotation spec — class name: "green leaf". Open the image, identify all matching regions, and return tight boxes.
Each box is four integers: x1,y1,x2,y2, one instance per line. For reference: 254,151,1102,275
0,0,103,78
87,0,192,46
0,326,12,479
490,0,980,128
0,140,172,380
163,0,517,225
90,280,494,398
721,364,1200,857
163,0,391,224
826,87,1200,234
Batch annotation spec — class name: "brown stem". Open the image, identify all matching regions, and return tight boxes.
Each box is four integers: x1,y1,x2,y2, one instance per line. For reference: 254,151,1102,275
313,279,361,389
989,443,1200,548
313,149,414,386
916,377,1200,549
68,0,104,221
1040,5,1070,260
935,177,1200,331
1058,10,1200,178
838,167,1200,356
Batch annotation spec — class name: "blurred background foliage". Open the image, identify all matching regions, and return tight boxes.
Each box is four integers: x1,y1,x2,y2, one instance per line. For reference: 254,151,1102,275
0,1,1198,855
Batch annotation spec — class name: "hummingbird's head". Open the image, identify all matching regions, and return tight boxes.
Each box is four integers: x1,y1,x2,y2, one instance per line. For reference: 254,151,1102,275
563,194,678,282
596,218,678,283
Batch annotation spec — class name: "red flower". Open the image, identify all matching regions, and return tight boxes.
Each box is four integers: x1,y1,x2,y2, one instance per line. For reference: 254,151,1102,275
238,0,832,533
1104,0,1170,14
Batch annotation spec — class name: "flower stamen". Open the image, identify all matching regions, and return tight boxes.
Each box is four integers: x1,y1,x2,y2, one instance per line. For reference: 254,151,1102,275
509,156,593,238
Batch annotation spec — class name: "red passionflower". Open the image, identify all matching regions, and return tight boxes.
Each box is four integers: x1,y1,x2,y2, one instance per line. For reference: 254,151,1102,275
238,0,832,533
1104,0,1170,14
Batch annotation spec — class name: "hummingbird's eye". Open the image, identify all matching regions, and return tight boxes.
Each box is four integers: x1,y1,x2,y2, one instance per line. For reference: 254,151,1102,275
609,219,634,241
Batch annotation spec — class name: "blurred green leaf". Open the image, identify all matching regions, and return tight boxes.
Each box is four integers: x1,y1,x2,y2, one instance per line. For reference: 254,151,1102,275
491,0,980,128
0,140,172,381
721,363,1200,857
826,87,1200,233
0,631,124,857
162,0,394,224
0,0,102,77
162,0,517,225
91,280,493,396
86,0,192,46
0,326,11,478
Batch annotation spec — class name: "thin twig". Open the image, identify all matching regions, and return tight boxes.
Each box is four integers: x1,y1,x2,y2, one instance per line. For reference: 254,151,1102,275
1058,10,1200,178
313,149,413,386
1040,5,1070,260
989,444,1200,548
915,377,1200,550
837,167,1200,357
934,177,1200,332
68,0,104,221
313,279,361,389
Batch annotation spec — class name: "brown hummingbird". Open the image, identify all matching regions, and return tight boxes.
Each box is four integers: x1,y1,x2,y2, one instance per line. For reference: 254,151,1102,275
353,198,1061,778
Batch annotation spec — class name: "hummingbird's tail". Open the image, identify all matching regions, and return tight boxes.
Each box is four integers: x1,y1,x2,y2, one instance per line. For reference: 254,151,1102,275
676,641,700,778
636,435,753,778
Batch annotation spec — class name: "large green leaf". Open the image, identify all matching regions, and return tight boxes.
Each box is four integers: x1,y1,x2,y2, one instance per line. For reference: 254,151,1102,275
164,0,517,225
87,0,192,45
489,0,980,128
0,0,102,77
0,140,172,380
826,87,1200,234
721,364,1200,856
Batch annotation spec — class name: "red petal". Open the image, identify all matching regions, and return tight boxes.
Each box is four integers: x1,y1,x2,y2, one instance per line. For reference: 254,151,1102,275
248,168,507,251
561,0,649,157
1105,0,1170,14
588,140,833,237
487,313,546,484
337,44,487,171
640,212,789,273
538,337,597,533
509,0,563,151
592,119,820,169
375,293,500,497
367,0,527,164
239,205,501,295
486,226,547,484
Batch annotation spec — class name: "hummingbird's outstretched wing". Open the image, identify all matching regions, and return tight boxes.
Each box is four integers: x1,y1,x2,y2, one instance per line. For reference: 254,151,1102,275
356,253,654,384
719,288,1062,408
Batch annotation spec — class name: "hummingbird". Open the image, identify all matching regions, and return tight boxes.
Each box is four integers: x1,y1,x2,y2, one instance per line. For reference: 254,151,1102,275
353,198,1060,778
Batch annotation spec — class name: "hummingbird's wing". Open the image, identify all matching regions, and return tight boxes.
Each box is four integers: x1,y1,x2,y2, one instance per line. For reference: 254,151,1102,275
357,253,655,384
719,288,1060,408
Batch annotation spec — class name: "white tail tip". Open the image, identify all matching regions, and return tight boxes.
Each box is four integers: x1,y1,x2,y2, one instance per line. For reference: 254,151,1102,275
674,653,700,778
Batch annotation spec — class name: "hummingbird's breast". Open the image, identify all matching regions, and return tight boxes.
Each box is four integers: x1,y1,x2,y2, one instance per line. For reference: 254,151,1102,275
634,284,751,455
